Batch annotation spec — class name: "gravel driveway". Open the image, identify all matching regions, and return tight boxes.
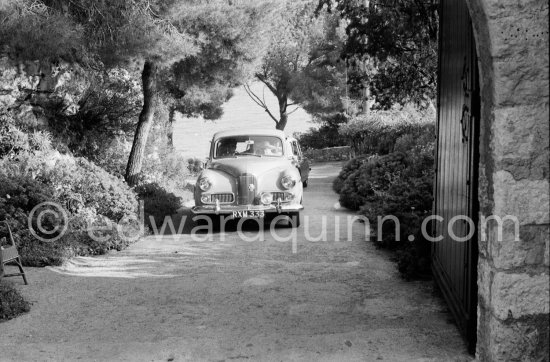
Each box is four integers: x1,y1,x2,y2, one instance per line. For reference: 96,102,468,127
0,162,471,362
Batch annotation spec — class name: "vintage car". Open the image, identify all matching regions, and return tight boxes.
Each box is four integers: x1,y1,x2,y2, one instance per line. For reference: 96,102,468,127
286,135,311,187
192,129,308,227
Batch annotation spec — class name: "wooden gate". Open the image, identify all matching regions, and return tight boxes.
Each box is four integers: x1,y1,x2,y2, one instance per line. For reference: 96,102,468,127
433,0,480,353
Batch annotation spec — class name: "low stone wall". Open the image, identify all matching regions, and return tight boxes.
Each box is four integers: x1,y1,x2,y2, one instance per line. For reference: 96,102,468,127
303,146,355,162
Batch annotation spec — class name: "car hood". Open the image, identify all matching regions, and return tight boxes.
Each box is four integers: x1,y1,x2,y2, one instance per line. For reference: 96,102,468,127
208,157,291,178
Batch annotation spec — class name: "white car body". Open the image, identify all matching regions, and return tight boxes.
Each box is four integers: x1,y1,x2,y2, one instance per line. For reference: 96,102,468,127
192,129,304,226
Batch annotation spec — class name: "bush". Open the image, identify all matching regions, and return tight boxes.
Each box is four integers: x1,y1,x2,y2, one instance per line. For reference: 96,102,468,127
135,183,182,228
0,109,194,267
187,157,204,175
333,115,435,280
298,114,349,150
339,104,435,156
46,68,141,165
0,281,30,321
333,155,370,194
139,146,194,203
0,145,142,266
0,172,63,266
45,156,139,222
0,112,53,158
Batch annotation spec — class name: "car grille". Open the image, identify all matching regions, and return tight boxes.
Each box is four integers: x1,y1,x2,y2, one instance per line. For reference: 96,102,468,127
238,174,256,205
206,193,234,204
271,192,293,202
211,194,235,204
271,192,286,201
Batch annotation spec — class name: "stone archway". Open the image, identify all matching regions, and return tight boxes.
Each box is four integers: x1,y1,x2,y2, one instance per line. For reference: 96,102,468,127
464,0,549,360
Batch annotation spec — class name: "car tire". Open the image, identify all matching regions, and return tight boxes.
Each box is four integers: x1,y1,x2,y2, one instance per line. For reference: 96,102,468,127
287,212,300,228
194,215,220,231
303,179,308,188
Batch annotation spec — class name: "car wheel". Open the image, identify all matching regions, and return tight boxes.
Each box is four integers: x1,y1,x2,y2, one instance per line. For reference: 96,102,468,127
287,212,300,228
303,178,308,188
194,215,219,231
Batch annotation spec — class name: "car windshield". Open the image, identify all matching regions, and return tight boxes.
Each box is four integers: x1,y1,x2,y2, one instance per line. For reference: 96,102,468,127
214,135,284,158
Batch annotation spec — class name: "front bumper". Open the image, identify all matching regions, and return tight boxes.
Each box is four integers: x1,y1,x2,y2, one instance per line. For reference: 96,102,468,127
191,203,303,215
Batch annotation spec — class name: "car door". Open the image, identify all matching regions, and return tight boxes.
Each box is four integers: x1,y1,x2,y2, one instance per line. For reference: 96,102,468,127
289,139,310,182
295,140,310,182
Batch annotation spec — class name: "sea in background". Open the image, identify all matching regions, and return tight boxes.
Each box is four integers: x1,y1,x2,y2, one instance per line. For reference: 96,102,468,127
172,82,315,159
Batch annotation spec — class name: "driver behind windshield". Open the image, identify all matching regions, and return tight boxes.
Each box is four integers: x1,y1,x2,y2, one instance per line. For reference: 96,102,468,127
218,138,237,157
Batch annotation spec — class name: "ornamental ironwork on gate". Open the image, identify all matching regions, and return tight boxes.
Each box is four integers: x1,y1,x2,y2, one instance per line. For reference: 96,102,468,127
433,0,480,353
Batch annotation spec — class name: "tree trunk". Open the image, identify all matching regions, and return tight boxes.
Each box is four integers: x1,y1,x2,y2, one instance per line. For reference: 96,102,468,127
167,106,176,149
276,112,288,130
125,60,158,186
276,94,288,130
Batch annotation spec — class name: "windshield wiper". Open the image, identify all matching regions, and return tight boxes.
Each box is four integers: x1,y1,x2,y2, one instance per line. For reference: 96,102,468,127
234,152,262,157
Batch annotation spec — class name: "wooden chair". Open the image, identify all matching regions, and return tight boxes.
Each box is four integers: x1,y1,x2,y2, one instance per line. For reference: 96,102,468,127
0,221,28,285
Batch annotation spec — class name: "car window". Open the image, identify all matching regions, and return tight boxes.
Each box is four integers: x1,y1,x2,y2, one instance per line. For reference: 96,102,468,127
214,136,284,158
291,141,300,156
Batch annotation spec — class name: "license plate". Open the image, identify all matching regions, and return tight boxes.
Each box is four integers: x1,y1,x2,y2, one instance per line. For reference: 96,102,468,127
232,210,265,219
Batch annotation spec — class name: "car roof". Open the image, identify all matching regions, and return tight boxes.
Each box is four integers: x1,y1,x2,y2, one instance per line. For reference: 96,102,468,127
212,128,287,140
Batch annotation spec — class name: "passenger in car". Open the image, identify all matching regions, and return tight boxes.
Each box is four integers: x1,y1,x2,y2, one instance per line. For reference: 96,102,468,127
255,140,276,156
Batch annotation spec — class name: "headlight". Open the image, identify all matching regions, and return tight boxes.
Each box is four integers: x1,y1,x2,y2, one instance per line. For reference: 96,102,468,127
198,177,212,191
260,192,273,205
284,193,295,201
281,175,296,190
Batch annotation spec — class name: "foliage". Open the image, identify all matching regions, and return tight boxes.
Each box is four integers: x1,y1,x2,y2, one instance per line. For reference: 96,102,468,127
187,157,204,175
47,68,142,166
290,12,350,118
0,171,63,266
245,0,347,129
0,1,86,63
0,117,142,266
163,0,272,123
297,114,348,150
137,144,193,223
140,143,189,188
37,0,197,67
0,112,53,158
339,104,436,155
317,0,438,109
0,152,142,266
333,114,435,279
46,157,138,222
135,183,181,229
332,155,370,194
0,281,30,321
1,1,274,184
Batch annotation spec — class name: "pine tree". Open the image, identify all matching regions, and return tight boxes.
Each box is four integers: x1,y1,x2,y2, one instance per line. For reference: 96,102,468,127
1,0,272,185
244,0,346,130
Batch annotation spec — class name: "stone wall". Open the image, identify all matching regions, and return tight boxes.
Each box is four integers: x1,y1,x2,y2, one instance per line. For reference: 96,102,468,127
303,146,355,162
466,0,549,360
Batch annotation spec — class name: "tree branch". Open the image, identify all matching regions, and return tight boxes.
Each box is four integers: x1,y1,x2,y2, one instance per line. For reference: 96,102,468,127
255,73,278,95
244,83,266,108
243,83,279,125
264,107,280,125
287,106,300,115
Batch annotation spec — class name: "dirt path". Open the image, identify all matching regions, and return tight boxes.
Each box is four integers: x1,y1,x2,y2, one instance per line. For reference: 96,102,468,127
0,162,471,362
